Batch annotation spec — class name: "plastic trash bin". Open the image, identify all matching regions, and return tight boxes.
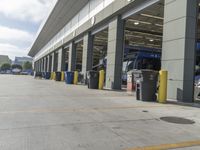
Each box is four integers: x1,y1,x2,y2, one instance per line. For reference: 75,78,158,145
55,72,61,81
65,71,74,84
35,72,42,78
87,71,99,89
133,70,158,101
45,72,51,79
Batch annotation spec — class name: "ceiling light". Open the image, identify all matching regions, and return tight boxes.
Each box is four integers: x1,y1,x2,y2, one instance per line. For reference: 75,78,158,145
155,23,163,27
149,39,154,42
140,13,163,20
129,19,151,25
134,22,139,25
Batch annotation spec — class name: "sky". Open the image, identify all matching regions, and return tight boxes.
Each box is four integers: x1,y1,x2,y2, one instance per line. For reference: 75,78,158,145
0,0,57,60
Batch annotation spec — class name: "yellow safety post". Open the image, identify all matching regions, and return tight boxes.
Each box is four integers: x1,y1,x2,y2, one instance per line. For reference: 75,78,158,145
50,72,53,80
99,70,105,90
61,71,65,81
158,70,168,103
74,71,78,85
53,72,56,80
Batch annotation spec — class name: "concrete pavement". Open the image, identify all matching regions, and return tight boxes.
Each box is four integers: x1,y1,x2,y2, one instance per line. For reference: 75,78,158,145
0,75,200,150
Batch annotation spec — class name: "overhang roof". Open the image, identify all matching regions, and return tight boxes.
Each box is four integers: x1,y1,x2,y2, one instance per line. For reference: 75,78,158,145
28,0,88,57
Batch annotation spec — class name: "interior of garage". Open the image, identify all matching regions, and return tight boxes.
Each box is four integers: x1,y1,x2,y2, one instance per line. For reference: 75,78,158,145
88,2,164,89
194,1,200,102
122,1,164,87
62,47,69,71
75,40,83,72
92,28,108,71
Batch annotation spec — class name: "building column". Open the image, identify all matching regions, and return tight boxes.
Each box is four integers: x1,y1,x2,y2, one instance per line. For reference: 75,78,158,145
44,57,48,72
82,33,93,80
51,53,55,72
39,60,42,72
47,55,50,72
57,48,62,72
42,58,45,72
43,58,45,72
68,42,76,71
36,61,39,72
34,61,36,71
162,0,198,102
106,16,124,90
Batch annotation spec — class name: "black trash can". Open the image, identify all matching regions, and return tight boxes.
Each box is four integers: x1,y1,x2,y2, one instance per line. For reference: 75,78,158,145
55,72,61,81
35,72,42,78
87,71,99,89
133,70,158,101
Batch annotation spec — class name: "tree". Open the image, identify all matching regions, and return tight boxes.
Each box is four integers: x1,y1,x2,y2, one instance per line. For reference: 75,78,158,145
1,63,11,71
23,61,32,70
11,64,22,70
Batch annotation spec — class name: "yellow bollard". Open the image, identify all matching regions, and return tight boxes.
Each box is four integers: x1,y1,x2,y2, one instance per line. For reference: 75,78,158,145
53,72,56,80
99,70,105,90
158,70,168,103
50,72,53,80
61,71,65,81
74,71,78,85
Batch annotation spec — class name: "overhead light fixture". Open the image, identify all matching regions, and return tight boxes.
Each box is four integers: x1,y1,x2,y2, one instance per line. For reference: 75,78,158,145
129,19,151,25
155,23,163,27
134,22,139,25
140,13,163,20
149,39,154,42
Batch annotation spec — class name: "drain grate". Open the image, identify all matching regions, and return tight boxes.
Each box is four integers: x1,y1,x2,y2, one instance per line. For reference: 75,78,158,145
160,116,195,124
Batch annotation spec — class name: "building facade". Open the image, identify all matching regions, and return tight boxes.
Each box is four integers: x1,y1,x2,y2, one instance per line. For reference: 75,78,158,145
14,57,33,66
0,55,11,67
28,0,199,102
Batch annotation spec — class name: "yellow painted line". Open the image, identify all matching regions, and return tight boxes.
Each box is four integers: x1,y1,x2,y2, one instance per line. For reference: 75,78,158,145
0,105,175,114
126,140,200,150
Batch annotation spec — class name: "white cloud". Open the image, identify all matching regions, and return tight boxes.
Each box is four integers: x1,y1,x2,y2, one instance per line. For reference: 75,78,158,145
0,0,57,23
0,25,33,42
0,43,28,60
0,0,57,60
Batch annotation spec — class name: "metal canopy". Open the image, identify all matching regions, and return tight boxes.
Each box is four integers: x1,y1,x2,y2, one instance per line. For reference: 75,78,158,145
28,0,88,57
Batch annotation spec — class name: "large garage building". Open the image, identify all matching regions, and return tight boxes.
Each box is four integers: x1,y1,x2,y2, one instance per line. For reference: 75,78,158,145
28,0,199,102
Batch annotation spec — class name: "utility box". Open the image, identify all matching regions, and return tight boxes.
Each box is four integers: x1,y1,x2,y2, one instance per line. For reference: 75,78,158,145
133,70,158,101
127,70,135,94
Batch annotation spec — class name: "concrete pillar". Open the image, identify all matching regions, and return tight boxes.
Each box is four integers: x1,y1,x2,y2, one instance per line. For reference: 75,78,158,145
39,60,42,72
57,48,62,72
34,61,36,71
36,61,38,72
68,42,76,71
42,58,44,72
43,57,46,72
51,53,55,72
44,57,48,72
47,55,50,72
162,0,198,102
41,59,44,72
82,33,93,79
106,16,124,90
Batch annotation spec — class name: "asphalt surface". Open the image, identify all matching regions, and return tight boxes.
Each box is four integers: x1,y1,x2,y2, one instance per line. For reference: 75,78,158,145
0,75,200,150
